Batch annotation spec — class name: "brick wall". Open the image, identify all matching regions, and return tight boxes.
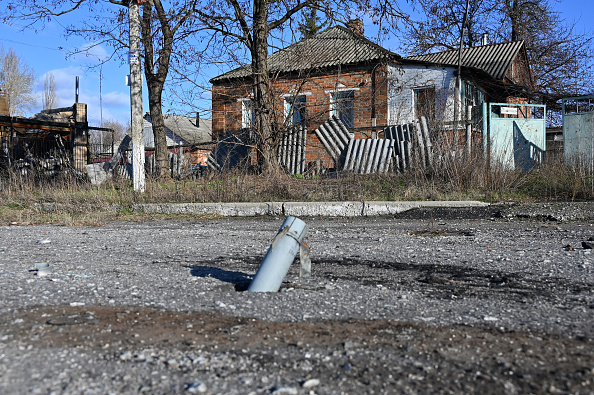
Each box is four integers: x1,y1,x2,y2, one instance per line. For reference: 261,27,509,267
212,63,390,169
505,49,534,91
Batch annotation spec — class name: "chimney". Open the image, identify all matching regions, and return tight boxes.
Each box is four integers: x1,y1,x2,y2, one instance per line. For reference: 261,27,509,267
481,33,489,46
0,88,8,116
346,19,365,36
195,112,200,128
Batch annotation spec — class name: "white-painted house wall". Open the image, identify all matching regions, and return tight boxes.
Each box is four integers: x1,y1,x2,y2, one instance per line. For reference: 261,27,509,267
387,64,457,125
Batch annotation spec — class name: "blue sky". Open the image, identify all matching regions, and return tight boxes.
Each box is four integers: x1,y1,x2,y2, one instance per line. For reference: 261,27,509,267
0,0,592,127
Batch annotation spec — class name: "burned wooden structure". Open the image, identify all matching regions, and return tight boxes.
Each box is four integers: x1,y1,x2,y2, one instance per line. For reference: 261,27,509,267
0,103,114,178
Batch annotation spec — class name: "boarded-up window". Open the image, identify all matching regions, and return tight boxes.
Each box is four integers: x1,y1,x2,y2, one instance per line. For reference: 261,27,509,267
414,88,435,119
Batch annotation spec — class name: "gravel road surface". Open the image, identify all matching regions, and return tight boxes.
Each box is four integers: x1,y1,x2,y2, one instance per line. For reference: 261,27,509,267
1,204,593,394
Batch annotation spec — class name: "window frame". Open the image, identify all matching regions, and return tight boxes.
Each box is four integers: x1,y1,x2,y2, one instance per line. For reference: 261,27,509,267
240,99,254,129
413,87,436,120
331,89,356,129
284,94,308,126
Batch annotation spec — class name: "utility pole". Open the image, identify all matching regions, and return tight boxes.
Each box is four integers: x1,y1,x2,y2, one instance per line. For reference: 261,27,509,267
129,0,145,192
454,0,470,148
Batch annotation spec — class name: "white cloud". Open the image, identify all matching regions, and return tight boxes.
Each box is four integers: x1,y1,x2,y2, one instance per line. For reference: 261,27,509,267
103,91,130,107
33,66,132,126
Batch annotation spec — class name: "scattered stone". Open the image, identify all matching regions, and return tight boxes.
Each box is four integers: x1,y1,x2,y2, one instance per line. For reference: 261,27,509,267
343,340,360,350
271,386,298,395
185,381,207,394
134,353,146,362
484,316,499,321
302,378,320,389
166,359,179,369
564,245,575,251
37,239,51,244
240,377,253,385
582,241,593,250
119,351,132,361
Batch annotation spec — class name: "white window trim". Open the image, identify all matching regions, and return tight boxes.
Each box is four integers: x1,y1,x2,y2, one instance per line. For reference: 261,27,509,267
324,87,360,95
328,89,356,125
327,89,357,120
281,92,312,98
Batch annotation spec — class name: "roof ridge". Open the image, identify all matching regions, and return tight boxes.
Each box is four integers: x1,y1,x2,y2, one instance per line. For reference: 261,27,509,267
329,25,400,59
211,24,400,82
405,40,524,58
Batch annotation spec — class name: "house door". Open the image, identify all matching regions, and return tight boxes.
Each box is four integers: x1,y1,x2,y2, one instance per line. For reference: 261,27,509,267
482,102,546,170
562,95,594,168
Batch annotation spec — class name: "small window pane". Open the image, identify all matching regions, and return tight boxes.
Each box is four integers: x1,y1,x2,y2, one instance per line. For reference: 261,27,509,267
242,100,254,128
414,88,435,119
333,91,355,129
286,95,307,126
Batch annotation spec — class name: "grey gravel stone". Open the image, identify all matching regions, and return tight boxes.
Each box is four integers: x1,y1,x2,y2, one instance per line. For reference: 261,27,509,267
301,378,320,389
0,206,593,394
185,381,207,393
119,351,132,361
271,386,298,394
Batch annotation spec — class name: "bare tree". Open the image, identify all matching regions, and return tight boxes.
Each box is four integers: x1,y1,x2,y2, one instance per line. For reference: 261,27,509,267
402,0,594,99
138,0,203,178
197,0,411,173
103,119,128,144
42,72,59,110
89,118,127,151
403,0,500,54
498,0,594,99
0,46,37,116
2,0,205,178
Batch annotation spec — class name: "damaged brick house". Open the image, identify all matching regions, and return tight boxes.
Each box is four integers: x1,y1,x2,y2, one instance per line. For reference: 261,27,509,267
210,20,534,170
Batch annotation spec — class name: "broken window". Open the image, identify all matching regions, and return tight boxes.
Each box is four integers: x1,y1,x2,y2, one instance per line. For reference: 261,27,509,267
332,90,355,129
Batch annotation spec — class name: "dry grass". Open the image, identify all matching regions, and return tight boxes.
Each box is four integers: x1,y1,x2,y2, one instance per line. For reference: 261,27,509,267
0,153,592,224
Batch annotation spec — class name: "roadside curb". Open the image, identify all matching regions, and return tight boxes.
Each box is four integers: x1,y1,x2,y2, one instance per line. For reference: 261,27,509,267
131,201,490,217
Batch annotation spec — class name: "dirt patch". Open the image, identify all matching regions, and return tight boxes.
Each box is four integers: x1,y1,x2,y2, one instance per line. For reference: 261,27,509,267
3,305,593,394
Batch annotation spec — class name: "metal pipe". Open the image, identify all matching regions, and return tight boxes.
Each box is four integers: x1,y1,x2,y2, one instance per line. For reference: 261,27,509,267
248,216,309,292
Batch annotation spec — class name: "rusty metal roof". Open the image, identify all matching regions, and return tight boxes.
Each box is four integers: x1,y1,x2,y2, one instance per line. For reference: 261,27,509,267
404,41,525,81
211,26,399,82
